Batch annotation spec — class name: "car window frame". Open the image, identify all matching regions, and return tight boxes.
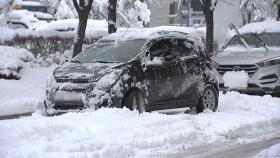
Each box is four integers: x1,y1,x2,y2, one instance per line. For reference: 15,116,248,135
147,37,182,63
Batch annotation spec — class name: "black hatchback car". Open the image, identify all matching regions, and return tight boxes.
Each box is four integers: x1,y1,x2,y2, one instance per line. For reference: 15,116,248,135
44,31,219,114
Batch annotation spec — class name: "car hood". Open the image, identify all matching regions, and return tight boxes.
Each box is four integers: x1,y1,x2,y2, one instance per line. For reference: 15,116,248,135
212,49,280,65
53,62,120,82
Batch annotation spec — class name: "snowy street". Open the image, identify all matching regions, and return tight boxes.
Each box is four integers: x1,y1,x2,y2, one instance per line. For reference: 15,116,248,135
1,87,280,157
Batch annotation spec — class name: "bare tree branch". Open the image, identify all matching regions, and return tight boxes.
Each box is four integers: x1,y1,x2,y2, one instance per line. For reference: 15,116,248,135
72,0,80,15
86,0,93,10
79,0,85,9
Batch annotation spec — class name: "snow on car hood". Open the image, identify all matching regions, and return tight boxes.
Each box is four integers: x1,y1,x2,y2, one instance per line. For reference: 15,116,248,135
53,62,119,82
212,48,280,65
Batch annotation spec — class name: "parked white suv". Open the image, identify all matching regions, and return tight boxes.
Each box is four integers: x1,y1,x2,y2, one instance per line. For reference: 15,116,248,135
212,21,280,96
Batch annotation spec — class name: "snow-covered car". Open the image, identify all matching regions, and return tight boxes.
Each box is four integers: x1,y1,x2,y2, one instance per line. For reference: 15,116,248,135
30,11,55,22
44,30,219,115
5,10,47,29
212,21,280,96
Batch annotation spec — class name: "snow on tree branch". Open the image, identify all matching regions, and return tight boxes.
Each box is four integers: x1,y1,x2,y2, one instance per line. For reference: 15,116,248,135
241,0,278,23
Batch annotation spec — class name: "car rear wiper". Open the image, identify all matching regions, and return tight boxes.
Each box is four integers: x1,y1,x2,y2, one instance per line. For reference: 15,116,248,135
95,60,119,63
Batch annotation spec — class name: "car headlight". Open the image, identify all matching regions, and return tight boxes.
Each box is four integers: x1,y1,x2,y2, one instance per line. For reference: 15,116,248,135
257,57,280,67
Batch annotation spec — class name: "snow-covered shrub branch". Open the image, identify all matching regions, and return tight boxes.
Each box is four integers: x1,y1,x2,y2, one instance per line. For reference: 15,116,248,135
240,0,278,23
40,0,151,28
118,0,151,28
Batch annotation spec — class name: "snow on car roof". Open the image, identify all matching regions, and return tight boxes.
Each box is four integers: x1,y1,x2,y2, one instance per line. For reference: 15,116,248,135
104,26,205,41
19,1,45,6
239,21,280,34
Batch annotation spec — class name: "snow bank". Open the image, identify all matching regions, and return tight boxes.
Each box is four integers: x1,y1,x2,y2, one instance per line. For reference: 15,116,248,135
255,143,280,158
0,45,34,79
0,91,280,158
0,66,53,116
223,71,249,89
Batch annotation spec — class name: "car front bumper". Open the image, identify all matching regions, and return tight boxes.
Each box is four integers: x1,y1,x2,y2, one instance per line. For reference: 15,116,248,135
215,64,280,95
44,88,123,115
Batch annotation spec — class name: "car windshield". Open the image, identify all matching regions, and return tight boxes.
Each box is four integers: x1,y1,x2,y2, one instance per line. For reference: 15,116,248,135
72,39,146,63
258,33,280,47
226,33,264,49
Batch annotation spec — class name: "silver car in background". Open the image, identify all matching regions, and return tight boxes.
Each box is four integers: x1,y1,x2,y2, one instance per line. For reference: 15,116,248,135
212,22,280,96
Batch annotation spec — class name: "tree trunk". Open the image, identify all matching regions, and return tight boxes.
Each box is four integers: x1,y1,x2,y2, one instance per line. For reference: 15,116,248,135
203,0,214,56
72,0,93,58
108,0,117,34
73,14,89,57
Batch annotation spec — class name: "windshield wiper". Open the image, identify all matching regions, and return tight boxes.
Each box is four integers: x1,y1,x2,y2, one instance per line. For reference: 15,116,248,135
231,23,248,50
95,60,119,63
251,33,269,52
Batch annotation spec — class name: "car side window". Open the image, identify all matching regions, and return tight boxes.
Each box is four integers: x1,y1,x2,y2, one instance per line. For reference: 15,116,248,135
149,39,179,62
177,39,196,57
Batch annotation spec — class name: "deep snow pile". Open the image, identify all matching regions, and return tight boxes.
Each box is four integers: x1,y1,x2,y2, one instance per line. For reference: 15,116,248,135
255,143,280,158
0,92,280,158
0,66,53,116
0,46,34,79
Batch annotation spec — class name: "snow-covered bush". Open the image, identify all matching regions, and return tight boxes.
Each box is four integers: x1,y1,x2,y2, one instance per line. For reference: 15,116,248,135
39,0,151,28
0,45,34,79
119,0,151,27
54,0,76,19
0,25,104,66
36,50,72,67
241,0,278,23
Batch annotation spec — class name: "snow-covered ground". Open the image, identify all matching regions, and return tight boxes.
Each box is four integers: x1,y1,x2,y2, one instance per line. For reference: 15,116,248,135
0,89,280,157
255,143,280,158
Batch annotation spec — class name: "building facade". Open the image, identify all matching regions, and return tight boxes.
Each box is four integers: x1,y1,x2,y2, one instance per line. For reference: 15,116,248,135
149,0,205,27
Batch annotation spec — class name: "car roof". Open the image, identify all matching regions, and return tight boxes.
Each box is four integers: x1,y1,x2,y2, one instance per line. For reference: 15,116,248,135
101,26,205,42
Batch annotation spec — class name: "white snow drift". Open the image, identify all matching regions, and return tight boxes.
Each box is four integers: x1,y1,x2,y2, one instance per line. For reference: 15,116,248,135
0,92,280,158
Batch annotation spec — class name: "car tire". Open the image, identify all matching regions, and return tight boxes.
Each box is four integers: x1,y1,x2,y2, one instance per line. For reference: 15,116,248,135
196,84,218,113
123,90,146,113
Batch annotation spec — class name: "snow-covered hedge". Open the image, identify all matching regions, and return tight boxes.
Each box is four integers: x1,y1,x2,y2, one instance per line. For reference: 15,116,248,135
0,45,34,79
0,27,103,66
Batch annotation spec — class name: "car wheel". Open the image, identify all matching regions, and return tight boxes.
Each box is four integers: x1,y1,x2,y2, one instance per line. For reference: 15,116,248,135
123,91,146,113
197,84,218,113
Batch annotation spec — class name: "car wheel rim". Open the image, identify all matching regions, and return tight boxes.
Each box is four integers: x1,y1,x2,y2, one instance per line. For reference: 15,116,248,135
203,89,216,111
